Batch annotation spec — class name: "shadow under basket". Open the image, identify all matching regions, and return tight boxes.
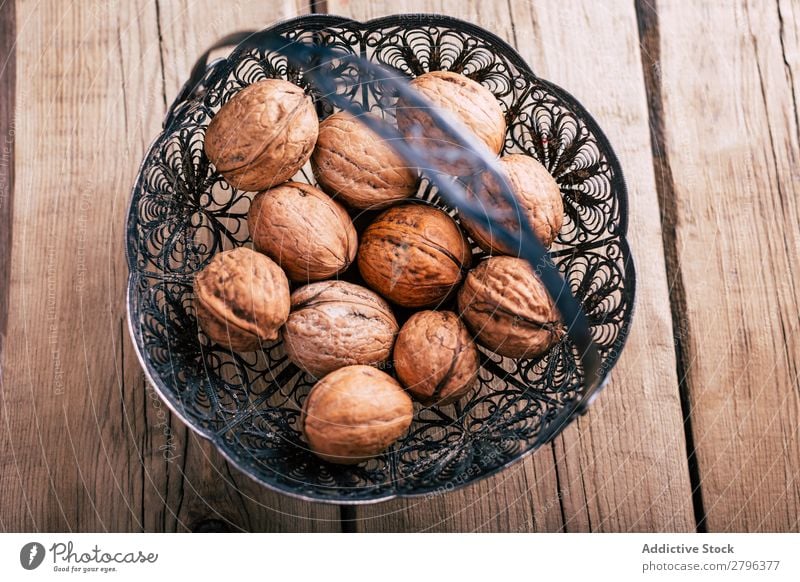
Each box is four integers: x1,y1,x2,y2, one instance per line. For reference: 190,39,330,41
125,13,635,504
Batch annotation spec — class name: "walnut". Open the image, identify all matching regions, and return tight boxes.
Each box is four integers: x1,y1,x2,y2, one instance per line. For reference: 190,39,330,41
193,247,290,351
461,154,564,254
312,111,418,209
357,204,472,308
393,310,479,405
283,281,399,379
204,79,318,192
301,365,413,464
395,70,506,175
457,256,563,358
248,181,357,282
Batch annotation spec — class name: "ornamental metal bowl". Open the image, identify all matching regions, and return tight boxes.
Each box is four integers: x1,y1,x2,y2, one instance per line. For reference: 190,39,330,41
125,13,635,504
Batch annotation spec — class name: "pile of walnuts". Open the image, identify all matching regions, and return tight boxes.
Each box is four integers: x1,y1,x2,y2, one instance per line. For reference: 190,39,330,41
195,73,565,465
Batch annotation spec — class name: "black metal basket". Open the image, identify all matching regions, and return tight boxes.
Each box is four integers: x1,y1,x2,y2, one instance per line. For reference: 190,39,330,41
125,13,635,504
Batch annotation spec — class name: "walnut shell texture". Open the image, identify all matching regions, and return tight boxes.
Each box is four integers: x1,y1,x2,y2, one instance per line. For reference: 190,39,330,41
248,181,357,282
395,70,506,175
204,79,319,192
193,247,290,351
457,256,562,358
284,281,399,379
312,111,418,209
462,154,564,254
358,204,472,308
394,310,479,405
301,365,413,464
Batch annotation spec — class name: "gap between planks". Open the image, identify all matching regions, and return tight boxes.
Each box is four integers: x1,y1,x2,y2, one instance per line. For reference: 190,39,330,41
310,1,329,15
633,0,706,532
0,0,16,384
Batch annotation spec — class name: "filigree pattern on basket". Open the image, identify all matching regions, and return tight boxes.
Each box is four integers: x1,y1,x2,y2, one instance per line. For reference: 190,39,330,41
126,14,635,503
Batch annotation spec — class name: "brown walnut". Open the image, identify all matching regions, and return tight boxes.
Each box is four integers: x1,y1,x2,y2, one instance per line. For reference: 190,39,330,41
193,247,290,351
395,70,506,175
461,154,564,254
204,79,318,192
248,181,357,282
393,310,479,405
312,111,418,209
301,365,413,464
457,256,563,358
283,281,399,379
357,204,472,308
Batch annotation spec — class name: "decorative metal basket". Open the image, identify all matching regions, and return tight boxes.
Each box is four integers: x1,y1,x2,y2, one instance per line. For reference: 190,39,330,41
125,14,635,504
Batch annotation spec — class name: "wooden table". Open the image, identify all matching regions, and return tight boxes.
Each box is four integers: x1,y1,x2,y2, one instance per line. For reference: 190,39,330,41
1,0,798,532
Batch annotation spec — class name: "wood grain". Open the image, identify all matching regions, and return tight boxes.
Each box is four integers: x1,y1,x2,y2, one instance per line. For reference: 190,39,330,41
326,0,695,531
0,0,338,532
645,0,800,532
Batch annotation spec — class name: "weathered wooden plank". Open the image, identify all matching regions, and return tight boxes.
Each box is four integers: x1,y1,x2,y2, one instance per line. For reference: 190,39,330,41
509,0,696,534
0,0,338,531
0,0,17,533
646,0,800,531
0,0,143,532
325,0,695,531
